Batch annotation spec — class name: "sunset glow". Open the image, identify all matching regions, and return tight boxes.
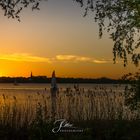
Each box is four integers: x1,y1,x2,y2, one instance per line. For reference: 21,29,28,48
0,0,138,78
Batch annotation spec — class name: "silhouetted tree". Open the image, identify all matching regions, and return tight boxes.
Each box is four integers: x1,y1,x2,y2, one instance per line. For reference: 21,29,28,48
74,0,140,66
0,0,43,21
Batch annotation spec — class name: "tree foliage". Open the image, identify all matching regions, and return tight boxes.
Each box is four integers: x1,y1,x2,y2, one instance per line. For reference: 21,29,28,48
122,71,140,110
74,0,140,66
0,0,44,21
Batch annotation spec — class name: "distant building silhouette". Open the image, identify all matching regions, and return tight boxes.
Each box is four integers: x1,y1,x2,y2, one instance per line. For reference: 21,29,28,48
30,71,33,78
29,71,33,81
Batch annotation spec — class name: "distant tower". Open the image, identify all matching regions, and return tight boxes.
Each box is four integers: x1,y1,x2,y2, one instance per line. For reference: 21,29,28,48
29,71,33,81
30,71,33,78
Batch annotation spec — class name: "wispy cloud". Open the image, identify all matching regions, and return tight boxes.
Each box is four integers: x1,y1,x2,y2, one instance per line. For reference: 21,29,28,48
92,60,108,64
0,53,111,64
56,55,91,62
0,53,51,63
56,55,111,64
56,55,76,61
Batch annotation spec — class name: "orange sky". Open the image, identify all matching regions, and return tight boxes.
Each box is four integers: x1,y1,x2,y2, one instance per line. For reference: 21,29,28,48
0,0,138,79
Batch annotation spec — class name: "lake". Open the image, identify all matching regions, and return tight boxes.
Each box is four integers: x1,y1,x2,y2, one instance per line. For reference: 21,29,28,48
0,83,125,92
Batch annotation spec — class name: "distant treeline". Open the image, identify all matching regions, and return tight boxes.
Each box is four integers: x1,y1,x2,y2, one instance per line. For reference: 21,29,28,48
0,76,128,84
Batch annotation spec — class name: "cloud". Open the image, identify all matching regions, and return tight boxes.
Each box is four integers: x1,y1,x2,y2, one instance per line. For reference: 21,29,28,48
0,53,111,64
56,55,91,62
56,55,76,60
92,60,108,64
0,53,51,63
56,55,111,64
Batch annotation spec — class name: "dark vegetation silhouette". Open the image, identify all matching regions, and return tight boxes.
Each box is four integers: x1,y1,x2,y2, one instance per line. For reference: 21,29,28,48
74,0,140,66
0,0,43,21
122,70,140,110
0,76,124,84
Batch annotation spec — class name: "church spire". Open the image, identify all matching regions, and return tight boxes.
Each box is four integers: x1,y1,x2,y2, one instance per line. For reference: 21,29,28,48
30,71,33,78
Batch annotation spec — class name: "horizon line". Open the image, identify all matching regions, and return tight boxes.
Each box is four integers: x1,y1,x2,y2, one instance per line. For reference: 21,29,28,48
0,75,121,80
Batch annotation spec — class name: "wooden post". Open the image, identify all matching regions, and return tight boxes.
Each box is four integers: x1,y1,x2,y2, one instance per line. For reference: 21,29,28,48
50,71,58,121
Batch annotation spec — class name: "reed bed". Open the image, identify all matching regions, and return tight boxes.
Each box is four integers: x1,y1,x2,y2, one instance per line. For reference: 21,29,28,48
0,84,139,128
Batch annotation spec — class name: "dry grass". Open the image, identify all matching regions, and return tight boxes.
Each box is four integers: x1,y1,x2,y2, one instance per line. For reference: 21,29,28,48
0,84,139,128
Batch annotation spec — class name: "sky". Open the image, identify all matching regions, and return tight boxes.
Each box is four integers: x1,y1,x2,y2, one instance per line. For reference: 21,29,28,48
0,0,138,78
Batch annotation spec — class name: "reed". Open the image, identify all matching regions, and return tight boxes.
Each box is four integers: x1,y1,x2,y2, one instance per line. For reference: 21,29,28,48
0,84,138,128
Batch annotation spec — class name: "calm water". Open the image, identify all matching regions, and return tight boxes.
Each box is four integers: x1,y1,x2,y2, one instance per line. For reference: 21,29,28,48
0,83,125,95
0,83,125,89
